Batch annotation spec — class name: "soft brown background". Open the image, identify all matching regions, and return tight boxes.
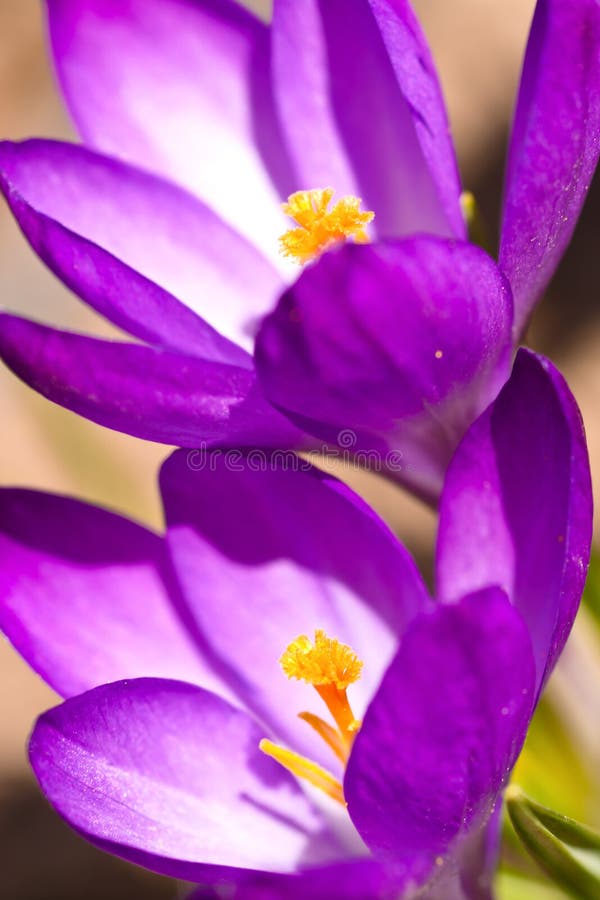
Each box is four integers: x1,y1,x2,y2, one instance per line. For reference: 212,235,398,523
1,1,599,897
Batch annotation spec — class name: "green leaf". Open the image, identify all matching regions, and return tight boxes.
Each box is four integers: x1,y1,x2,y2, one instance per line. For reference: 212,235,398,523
496,870,567,900
506,787,600,899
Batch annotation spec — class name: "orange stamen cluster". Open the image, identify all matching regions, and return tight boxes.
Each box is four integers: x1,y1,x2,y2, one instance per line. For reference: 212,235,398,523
259,630,363,806
279,188,375,264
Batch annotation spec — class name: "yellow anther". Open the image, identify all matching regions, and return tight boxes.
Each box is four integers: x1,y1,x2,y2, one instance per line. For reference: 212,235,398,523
280,629,363,690
279,188,375,264
259,739,345,806
459,190,477,228
460,190,490,252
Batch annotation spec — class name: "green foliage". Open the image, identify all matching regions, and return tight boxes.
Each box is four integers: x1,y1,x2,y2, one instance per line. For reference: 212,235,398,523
506,790,600,899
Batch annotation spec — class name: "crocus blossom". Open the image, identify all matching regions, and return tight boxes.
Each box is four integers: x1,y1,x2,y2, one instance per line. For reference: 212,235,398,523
0,0,598,501
0,349,591,898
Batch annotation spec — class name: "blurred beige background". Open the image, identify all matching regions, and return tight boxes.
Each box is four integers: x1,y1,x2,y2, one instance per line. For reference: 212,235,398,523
1,1,599,897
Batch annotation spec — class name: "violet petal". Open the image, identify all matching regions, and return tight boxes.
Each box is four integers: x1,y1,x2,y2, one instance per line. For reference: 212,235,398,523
436,348,592,694
0,314,304,448
255,238,513,502
0,489,229,699
187,859,402,899
45,0,292,260
0,139,281,351
345,589,535,884
161,449,429,768
500,0,600,336
29,679,342,879
271,0,464,238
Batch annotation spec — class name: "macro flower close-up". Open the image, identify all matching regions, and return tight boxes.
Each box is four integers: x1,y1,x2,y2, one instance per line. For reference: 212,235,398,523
2,1,600,899
0,350,592,898
0,0,599,501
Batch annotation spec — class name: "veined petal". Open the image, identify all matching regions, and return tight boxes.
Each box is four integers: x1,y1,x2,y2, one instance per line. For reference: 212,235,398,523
271,0,464,238
255,238,513,503
500,0,600,337
436,349,592,695
0,490,227,698
161,450,429,768
345,589,535,884
0,314,304,449
29,679,342,879
45,0,293,262
0,140,282,351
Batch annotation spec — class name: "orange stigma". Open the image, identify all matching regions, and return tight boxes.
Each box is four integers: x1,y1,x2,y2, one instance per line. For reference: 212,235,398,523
279,188,375,264
259,630,363,805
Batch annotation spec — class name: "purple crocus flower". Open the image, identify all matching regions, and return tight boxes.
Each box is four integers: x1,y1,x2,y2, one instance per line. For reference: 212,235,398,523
0,0,599,501
0,349,592,898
